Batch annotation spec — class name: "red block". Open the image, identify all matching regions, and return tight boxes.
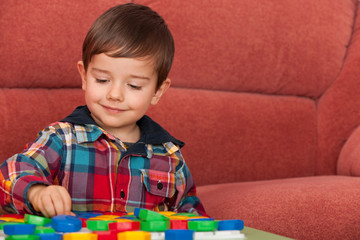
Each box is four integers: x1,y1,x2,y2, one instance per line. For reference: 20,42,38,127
170,220,188,229
108,221,140,232
94,230,118,240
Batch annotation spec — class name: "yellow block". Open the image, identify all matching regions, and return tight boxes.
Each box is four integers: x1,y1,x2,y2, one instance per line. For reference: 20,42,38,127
158,211,176,216
88,215,123,220
63,233,97,240
117,231,151,240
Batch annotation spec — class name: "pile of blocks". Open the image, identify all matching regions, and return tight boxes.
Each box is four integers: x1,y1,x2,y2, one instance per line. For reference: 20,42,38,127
0,208,245,239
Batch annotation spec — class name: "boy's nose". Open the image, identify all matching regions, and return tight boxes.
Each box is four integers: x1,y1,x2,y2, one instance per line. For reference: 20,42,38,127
107,85,124,102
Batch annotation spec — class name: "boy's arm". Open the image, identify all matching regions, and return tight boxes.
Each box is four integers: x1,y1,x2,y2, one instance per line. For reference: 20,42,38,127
0,125,64,214
172,152,208,216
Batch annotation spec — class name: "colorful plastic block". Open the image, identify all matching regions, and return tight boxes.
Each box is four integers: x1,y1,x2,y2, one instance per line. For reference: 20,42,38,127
51,215,82,233
218,219,244,231
141,220,170,232
5,235,40,240
213,230,246,239
86,220,116,231
165,229,194,240
75,213,102,219
24,214,51,226
0,222,26,230
170,220,188,229
62,233,97,240
187,219,218,232
35,226,55,234
38,233,63,240
93,230,118,240
108,221,140,232
135,208,169,221
3,223,36,235
117,231,151,240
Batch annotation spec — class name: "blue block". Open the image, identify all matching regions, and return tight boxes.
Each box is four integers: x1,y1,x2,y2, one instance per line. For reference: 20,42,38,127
75,212,102,219
38,233,63,240
134,208,142,217
218,219,244,231
188,218,215,221
165,229,194,240
3,223,36,235
51,215,82,233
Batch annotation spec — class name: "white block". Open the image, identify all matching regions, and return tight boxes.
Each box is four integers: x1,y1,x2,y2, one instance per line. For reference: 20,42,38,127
151,232,165,240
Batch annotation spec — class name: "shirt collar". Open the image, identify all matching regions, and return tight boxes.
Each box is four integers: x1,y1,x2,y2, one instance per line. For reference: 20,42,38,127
60,105,185,148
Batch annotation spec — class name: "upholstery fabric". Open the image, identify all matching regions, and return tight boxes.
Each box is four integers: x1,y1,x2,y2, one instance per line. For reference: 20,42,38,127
1,0,360,239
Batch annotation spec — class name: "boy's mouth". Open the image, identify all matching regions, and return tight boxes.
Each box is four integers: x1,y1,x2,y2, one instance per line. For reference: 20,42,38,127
102,105,125,113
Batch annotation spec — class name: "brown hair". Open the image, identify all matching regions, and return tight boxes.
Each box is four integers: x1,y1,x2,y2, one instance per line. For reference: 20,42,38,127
82,3,175,89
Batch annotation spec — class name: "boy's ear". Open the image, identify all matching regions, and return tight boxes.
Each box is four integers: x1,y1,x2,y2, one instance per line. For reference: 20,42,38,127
151,78,171,105
77,61,87,91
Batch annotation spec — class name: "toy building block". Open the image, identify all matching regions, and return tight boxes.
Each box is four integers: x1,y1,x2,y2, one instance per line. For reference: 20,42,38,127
218,220,244,231
38,233,63,240
0,222,25,230
213,230,246,239
188,219,219,232
140,220,170,232
5,235,40,240
75,213,102,219
117,231,151,240
134,208,169,221
170,220,188,229
150,232,165,240
165,229,194,240
108,221,140,232
24,215,51,226
34,226,55,234
93,230,118,240
62,232,97,240
86,220,116,231
51,215,82,233
3,223,36,235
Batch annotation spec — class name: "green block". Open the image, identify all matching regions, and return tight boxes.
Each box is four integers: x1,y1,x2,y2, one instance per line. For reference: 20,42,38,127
24,214,51,226
140,220,170,232
5,235,40,240
35,226,55,234
86,220,116,231
188,220,219,232
138,209,169,221
172,212,197,217
0,222,26,230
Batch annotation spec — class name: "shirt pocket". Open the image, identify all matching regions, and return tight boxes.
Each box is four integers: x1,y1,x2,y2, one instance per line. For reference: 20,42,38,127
140,169,176,199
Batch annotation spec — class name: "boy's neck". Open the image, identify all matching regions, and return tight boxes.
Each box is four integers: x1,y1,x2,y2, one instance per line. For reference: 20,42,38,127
101,123,141,143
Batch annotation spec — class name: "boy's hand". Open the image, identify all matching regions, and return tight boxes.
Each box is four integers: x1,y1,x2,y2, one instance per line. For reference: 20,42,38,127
27,184,74,218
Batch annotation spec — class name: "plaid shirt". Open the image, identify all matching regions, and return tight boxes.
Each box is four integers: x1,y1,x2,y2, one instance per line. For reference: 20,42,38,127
0,106,206,216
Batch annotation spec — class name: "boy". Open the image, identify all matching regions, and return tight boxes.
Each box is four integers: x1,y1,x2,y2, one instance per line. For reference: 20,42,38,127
0,3,206,218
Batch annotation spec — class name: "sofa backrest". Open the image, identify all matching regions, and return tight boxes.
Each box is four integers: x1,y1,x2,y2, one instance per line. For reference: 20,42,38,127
1,0,359,186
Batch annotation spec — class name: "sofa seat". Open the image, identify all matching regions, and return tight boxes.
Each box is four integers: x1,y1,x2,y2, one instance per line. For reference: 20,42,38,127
197,176,360,239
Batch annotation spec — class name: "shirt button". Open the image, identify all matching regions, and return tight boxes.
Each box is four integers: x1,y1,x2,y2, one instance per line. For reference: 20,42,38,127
120,190,125,198
157,181,163,190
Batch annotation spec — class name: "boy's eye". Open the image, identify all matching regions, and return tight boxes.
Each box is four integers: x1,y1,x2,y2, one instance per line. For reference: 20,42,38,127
128,84,142,90
96,79,109,83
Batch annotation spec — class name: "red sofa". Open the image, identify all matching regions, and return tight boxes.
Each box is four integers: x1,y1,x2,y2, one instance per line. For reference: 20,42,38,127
1,0,360,239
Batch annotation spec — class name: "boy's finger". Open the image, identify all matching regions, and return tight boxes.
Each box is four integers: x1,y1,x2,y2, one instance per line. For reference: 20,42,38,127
42,194,56,217
59,187,72,214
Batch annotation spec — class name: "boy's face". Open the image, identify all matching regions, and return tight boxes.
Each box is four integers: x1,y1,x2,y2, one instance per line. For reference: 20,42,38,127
78,53,170,140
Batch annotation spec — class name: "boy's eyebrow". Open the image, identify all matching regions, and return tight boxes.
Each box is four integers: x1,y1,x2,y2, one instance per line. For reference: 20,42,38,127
91,68,111,75
91,68,150,80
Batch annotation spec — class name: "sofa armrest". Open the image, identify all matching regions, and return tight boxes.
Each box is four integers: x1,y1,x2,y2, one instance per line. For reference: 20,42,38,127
338,125,360,176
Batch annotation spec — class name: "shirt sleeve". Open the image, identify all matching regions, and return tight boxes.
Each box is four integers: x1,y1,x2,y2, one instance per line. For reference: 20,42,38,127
171,150,208,217
0,124,64,214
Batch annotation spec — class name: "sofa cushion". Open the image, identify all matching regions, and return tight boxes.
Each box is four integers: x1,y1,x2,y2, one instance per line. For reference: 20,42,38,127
148,88,317,185
338,125,360,176
197,175,360,240
0,89,85,161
